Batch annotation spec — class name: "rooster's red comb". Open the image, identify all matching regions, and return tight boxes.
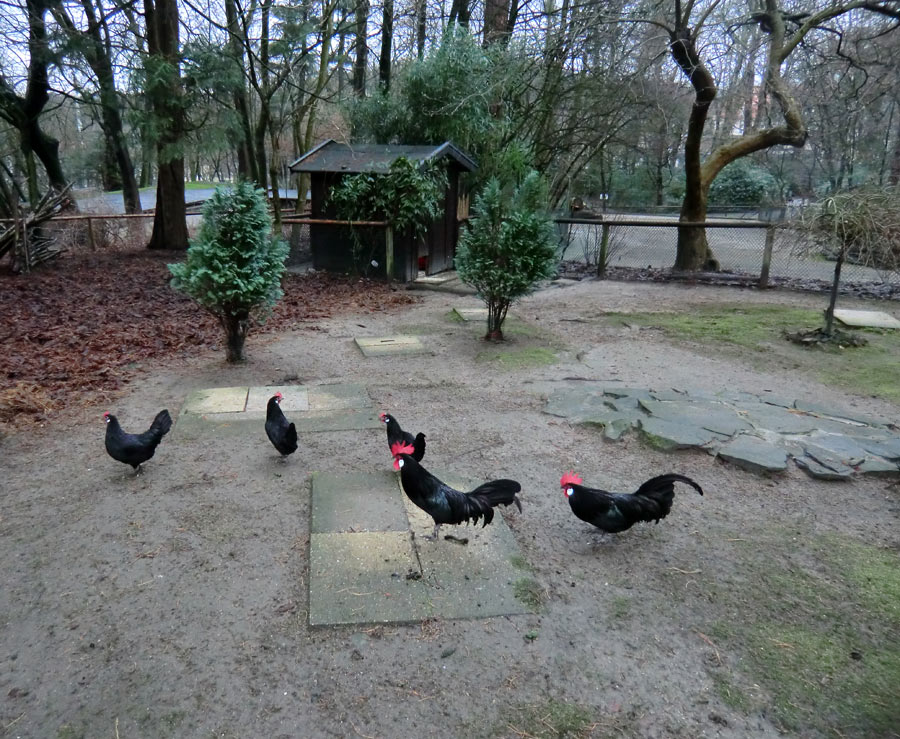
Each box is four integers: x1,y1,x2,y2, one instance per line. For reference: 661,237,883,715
560,471,582,487
391,441,415,457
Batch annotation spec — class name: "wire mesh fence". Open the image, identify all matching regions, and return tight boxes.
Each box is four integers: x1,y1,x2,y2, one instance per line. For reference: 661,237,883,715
556,217,900,290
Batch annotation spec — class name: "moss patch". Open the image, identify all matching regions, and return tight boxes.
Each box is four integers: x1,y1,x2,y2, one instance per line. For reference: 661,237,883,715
513,577,545,610
476,346,558,370
501,699,598,739
608,305,900,402
702,531,900,737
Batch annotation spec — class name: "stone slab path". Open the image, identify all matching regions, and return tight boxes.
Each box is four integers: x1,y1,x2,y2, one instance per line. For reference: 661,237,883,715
174,384,531,626
174,383,381,439
545,383,900,479
309,470,530,626
355,335,430,357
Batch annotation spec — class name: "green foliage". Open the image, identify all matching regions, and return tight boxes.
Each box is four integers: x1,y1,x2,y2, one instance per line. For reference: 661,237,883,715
346,27,530,188
328,157,446,237
455,173,558,339
168,182,288,360
709,159,777,206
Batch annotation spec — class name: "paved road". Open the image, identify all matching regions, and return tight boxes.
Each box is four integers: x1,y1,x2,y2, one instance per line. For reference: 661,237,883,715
561,219,897,285
74,187,299,214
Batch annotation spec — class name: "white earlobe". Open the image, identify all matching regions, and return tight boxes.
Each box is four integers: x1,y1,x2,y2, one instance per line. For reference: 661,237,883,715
398,459,405,468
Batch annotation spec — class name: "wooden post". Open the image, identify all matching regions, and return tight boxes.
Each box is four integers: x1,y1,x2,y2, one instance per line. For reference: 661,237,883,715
87,217,97,252
384,224,394,281
597,223,610,277
759,225,775,288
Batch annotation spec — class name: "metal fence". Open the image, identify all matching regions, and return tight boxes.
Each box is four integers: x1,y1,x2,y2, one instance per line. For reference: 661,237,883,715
556,216,900,290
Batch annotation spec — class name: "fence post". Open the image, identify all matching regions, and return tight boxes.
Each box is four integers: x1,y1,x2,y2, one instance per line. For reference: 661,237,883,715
384,224,393,281
87,217,97,252
597,223,610,277
759,225,775,288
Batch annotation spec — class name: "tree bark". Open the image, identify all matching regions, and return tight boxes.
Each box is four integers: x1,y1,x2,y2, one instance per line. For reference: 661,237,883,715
669,0,814,271
50,0,142,213
144,0,188,251
483,0,510,47
415,0,426,59
485,298,509,340
448,0,470,28
223,311,250,362
0,0,70,205
225,0,257,182
352,0,369,96
379,0,393,91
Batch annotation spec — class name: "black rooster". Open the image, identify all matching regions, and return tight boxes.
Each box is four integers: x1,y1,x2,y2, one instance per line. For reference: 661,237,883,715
104,409,172,474
266,392,298,458
392,442,521,540
560,471,703,534
380,413,426,462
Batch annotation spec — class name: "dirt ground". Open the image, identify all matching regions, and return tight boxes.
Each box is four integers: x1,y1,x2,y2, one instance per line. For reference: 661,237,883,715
1,277,898,739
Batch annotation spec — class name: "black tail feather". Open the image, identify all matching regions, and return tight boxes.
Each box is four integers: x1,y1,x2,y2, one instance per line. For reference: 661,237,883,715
151,409,172,436
635,473,703,499
413,432,426,462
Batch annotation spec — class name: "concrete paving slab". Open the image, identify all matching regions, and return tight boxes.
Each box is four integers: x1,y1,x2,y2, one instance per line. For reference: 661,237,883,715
308,532,430,626
398,471,531,619
355,336,429,357
293,410,382,433
833,309,900,329
246,385,309,412
311,471,409,533
415,273,457,284
307,383,371,410
452,307,489,322
175,383,379,437
182,386,249,414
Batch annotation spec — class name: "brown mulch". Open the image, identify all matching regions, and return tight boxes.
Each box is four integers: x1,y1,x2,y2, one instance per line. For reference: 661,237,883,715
0,250,418,424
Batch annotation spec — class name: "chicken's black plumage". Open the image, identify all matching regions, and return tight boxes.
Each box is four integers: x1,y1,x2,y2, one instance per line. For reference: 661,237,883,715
266,394,298,457
381,413,426,461
563,473,703,533
395,453,520,539
104,409,172,473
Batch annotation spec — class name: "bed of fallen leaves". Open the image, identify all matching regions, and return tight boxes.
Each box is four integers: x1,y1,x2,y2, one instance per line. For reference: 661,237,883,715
1,250,418,426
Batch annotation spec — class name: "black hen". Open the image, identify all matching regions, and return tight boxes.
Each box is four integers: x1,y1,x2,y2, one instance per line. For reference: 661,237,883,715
266,392,298,458
380,412,426,461
392,442,521,540
104,409,172,474
560,471,703,534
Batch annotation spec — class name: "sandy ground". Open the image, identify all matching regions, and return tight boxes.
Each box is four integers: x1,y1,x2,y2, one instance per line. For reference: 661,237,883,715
1,279,898,739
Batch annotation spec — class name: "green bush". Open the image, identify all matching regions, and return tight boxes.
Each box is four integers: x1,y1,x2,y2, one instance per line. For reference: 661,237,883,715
455,173,558,340
168,182,288,362
709,160,777,206
328,157,446,277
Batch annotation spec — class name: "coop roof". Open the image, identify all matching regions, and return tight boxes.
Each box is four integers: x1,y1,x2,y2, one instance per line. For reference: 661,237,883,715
288,140,477,174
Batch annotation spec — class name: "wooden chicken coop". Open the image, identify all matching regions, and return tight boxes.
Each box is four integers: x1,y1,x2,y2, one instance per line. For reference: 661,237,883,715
288,140,477,281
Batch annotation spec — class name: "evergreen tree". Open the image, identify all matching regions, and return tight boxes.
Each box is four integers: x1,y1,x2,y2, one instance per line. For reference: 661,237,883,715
169,182,288,362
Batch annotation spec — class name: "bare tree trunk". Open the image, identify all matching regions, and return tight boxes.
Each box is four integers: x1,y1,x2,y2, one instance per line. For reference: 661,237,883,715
448,0,470,28
352,0,369,96
225,0,257,182
379,0,393,90
0,0,70,204
483,0,510,47
145,0,188,251
223,311,250,362
415,0,426,59
669,0,810,271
